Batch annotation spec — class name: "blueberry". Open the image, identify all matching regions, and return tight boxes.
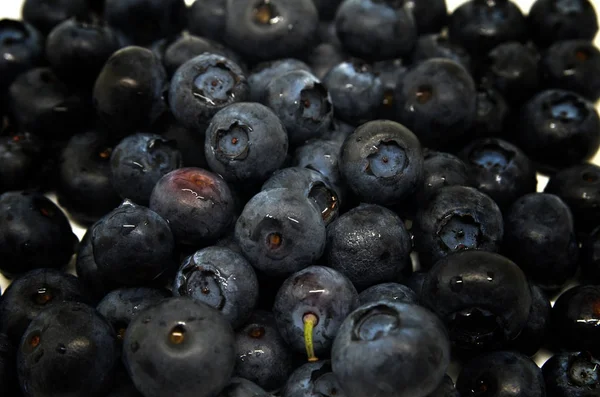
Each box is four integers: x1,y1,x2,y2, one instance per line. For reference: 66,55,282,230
470,84,510,140
273,265,358,360
334,0,417,61
456,351,546,397
0,191,78,277
156,113,209,169
0,268,90,345
96,287,171,341
91,199,177,286
123,297,236,397
373,58,408,120
332,301,450,397
56,129,122,225
0,19,43,90
358,283,418,306
528,0,599,48
410,34,471,72
234,188,326,277
448,0,527,56
542,351,600,397
22,0,90,35
262,167,341,225
103,0,186,45
545,163,600,234
405,0,448,34
187,0,227,43
420,250,532,352
281,360,345,397
93,46,168,135
458,138,537,210
0,132,46,193
508,284,551,356
204,102,289,184
224,0,319,62
293,139,345,201
326,204,412,290
248,58,311,103
413,186,504,268
516,89,600,171
393,58,477,150
17,301,119,397
264,70,333,146
217,377,271,397
307,41,349,81
173,246,258,329
418,150,472,202
502,193,578,290
540,40,600,102
322,60,384,126
234,310,294,392
405,271,427,298
340,120,424,206
110,133,183,205
169,53,249,132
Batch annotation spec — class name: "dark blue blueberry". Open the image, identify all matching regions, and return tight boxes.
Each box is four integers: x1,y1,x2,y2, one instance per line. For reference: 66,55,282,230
0,191,78,277
358,282,418,306
581,225,600,283
0,19,43,90
223,0,319,62
517,90,600,171
503,193,578,290
470,84,510,140
332,301,450,397
340,120,424,205
459,138,537,210
169,53,249,132
22,0,90,35
334,0,417,61
156,113,209,169
0,132,46,193
406,0,448,34
394,58,477,150
262,167,341,225
322,60,384,125
410,34,471,72
17,301,119,397
264,70,333,146
427,374,459,397
91,199,177,286
217,378,271,397
0,268,90,345
406,271,427,299
542,352,600,397
545,163,600,234
0,333,18,395
123,297,235,397
448,0,527,56
150,167,236,245
110,133,183,205
187,0,227,43
248,58,311,103
173,246,258,329
234,310,294,392
413,186,504,268
96,287,171,341
307,41,349,81
103,0,186,45
204,102,289,184
281,360,345,397
508,284,552,356
420,250,532,353
274,265,358,359
93,46,168,135
234,188,326,277
418,150,472,202
373,58,408,120
456,351,545,397
551,285,600,355
326,204,412,290
540,40,600,102
528,0,599,48
56,129,122,225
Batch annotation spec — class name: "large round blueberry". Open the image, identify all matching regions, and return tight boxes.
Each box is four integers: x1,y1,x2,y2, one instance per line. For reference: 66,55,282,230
282,360,345,397
332,301,450,397
0,19,43,90
418,150,472,202
542,351,600,396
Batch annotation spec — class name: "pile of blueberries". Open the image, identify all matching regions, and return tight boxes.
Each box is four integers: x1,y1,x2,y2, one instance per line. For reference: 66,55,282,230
1,0,600,396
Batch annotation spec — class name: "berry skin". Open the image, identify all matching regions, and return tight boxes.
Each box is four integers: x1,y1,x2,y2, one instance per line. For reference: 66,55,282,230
542,351,600,397
0,19,44,90
22,0,90,35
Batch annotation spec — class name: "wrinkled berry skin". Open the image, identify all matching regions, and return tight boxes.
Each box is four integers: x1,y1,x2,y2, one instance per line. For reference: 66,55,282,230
334,0,417,61
332,301,450,397
340,120,423,206
0,191,78,277
358,283,418,306
418,151,472,202
503,193,578,290
22,0,90,35
94,46,167,135
326,204,412,290
516,89,600,171
459,138,537,211
123,297,236,397
456,351,546,397
509,284,552,356
420,251,532,353
235,188,326,277
282,360,345,397
542,352,600,397
528,0,599,48
552,285,600,355
0,19,43,90
413,186,504,269
150,167,236,246
394,59,477,150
